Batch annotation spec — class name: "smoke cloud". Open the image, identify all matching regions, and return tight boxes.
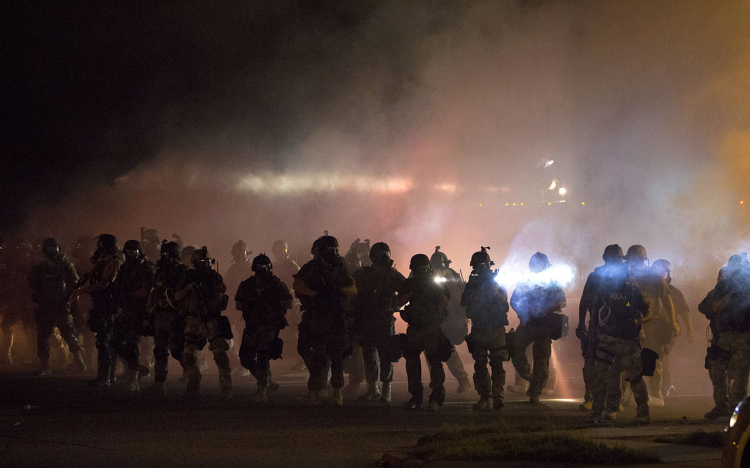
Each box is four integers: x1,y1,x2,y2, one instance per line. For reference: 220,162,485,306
5,0,750,285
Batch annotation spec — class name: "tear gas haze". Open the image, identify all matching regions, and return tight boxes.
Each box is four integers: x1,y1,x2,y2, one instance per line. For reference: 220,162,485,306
4,1,750,292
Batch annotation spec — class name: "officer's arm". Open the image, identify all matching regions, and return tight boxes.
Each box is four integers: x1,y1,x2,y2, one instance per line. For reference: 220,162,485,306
65,263,80,296
662,292,679,337
578,276,594,332
81,258,120,294
174,282,195,301
340,281,357,297
293,277,317,297
638,300,653,326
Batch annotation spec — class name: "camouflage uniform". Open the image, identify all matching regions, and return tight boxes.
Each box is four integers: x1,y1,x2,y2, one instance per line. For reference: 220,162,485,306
633,267,675,401
700,265,750,414
112,256,155,374
236,273,291,391
510,281,566,399
352,264,405,386
28,254,82,370
462,270,510,407
590,265,651,422
179,266,231,396
149,258,187,385
399,273,450,406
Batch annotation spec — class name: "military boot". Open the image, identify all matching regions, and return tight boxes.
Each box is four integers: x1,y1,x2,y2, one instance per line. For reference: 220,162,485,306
90,360,111,388
123,367,140,392
404,394,423,410
704,406,731,420
253,385,268,403
308,390,325,407
473,396,492,412
73,350,88,373
457,378,472,393
268,378,280,393
332,387,344,405
427,399,443,413
380,382,392,403
143,380,167,396
38,357,52,376
361,382,381,401
184,374,201,397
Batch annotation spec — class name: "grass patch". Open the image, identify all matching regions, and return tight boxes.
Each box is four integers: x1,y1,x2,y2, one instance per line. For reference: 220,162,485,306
411,431,661,465
653,429,724,448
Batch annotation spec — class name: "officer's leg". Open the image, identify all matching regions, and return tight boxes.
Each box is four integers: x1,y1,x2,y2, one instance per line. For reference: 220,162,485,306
306,336,328,392
206,319,232,397
623,342,649,420
328,337,346,390
152,326,170,383
405,352,423,401
590,337,616,419
528,333,552,398
472,350,491,398
361,342,379,383
446,346,471,391
36,312,54,372
488,348,507,406
182,317,204,394
510,324,533,381
376,341,393,383
57,310,81,354
605,358,624,412
728,333,750,409
582,354,596,403
426,351,446,405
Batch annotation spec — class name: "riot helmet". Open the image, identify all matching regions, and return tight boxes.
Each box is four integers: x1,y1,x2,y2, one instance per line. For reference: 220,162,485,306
316,235,340,264
160,240,182,262
369,242,392,267
191,246,214,269
42,238,62,261
272,240,289,260
430,246,451,271
602,244,624,263
470,246,493,270
529,252,550,273
123,240,142,261
652,259,672,284
231,240,249,263
181,245,197,267
409,254,431,276
625,245,648,264
252,253,273,276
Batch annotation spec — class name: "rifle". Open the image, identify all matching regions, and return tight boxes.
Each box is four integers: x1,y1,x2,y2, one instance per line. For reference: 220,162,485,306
68,273,91,298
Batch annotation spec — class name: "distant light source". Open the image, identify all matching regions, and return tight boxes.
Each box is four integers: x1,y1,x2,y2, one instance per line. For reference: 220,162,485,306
548,202,552,206
581,202,586,205
505,203,509,206
741,201,745,205
558,187,567,196
434,183,458,193
544,160,555,168
520,203,523,206
513,203,516,206
548,180,557,190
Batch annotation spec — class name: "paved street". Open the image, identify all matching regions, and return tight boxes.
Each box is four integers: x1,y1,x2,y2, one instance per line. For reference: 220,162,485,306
0,359,726,468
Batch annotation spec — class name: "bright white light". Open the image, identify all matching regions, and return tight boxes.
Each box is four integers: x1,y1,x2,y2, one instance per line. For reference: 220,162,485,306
236,173,414,195
495,263,576,289
434,183,458,193
558,187,567,196
434,276,447,283
548,180,557,190
544,160,554,168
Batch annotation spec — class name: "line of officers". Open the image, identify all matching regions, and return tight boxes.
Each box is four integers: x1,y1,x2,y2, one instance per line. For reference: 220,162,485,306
7,232,748,423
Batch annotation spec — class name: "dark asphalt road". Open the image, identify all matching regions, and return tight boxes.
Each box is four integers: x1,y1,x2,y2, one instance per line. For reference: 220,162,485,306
0,361,724,468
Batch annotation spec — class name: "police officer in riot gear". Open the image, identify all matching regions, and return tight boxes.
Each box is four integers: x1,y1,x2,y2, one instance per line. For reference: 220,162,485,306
352,242,406,403
143,241,187,395
429,247,472,393
140,228,161,263
271,240,303,370
700,253,750,419
588,259,653,424
225,240,254,376
293,235,357,406
77,234,125,387
70,236,97,367
28,238,87,375
176,247,232,398
462,247,510,411
577,244,624,411
510,252,567,403
399,254,450,412
625,245,679,407
111,240,156,391
235,253,292,402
